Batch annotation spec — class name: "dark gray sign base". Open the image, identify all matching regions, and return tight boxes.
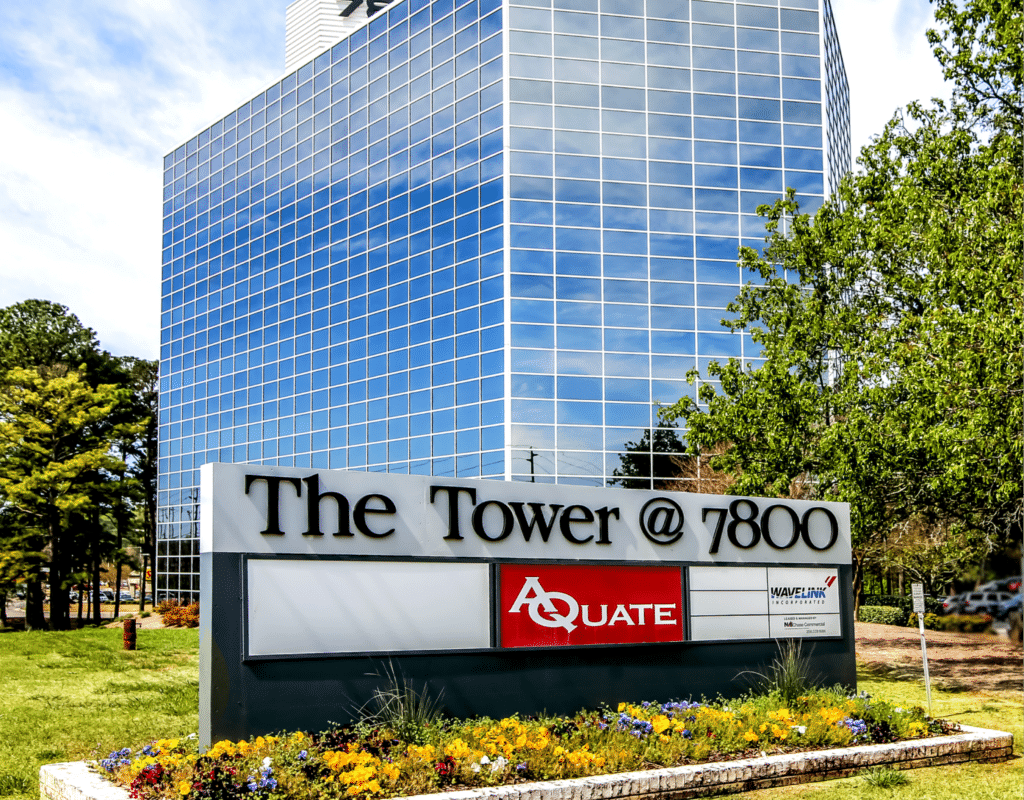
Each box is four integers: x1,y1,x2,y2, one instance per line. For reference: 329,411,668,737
200,553,856,748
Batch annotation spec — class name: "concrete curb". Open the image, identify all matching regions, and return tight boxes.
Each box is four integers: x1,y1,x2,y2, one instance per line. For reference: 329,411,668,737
40,725,1012,800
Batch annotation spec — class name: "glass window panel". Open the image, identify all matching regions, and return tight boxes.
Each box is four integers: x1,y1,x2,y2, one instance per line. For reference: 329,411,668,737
604,303,648,328
511,30,553,55
604,328,648,352
556,34,600,59
553,58,600,83
647,42,690,67
555,106,601,130
513,54,554,79
740,167,783,191
511,6,553,31
512,373,556,398
781,31,819,56
554,10,599,35
601,62,645,86
693,117,736,141
691,1,732,24
556,350,602,375
695,164,738,188
737,27,779,53
781,54,820,79
739,120,782,144
555,129,601,154
554,82,600,106
784,147,822,171
556,203,601,227
781,8,820,33
693,70,735,95
558,427,604,451
511,78,554,103
784,124,822,147
647,66,690,91
556,300,601,325
601,38,644,62
646,18,689,43
513,398,555,422
557,325,602,350
557,375,601,399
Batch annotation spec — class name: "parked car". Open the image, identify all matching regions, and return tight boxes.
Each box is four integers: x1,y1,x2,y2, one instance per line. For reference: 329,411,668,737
118,592,134,603
961,591,1012,616
995,593,1022,621
995,576,1022,593
941,593,967,614
98,589,115,603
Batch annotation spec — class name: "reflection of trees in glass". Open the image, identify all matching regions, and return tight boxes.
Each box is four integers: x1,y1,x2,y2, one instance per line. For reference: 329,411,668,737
611,424,735,494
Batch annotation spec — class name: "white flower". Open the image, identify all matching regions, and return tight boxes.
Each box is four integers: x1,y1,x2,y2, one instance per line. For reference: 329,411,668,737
479,755,490,765
470,763,481,773
491,757,508,772
262,757,272,769
790,725,807,735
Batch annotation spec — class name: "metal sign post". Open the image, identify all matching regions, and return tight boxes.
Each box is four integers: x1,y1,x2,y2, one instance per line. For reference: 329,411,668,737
912,583,932,716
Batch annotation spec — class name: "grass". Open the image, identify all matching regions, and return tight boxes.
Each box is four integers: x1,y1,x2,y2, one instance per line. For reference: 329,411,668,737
0,630,1019,800
0,627,199,800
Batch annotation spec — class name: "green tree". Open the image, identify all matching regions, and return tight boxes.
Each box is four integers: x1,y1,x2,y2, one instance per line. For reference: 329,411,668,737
662,0,1022,600
611,426,686,490
0,368,132,629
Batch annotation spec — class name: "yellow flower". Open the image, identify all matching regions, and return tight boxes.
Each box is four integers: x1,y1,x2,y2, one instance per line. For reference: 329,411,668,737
617,702,626,712
743,730,759,743
178,780,192,796
651,715,671,735
445,739,472,759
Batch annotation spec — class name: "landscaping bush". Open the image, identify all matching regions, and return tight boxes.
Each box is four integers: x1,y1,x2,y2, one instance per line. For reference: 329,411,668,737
928,614,993,634
159,602,199,628
908,612,943,630
858,606,909,626
863,594,944,616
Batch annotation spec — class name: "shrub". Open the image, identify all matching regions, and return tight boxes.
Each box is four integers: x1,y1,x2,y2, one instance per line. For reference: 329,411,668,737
862,594,943,616
739,639,822,703
154,599,178,615
908,612,943,630
160,602,199,628
857,606,908,626
927,614,992,634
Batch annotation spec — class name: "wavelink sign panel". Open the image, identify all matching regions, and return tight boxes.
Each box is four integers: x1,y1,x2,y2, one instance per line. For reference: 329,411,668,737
199,463,854,746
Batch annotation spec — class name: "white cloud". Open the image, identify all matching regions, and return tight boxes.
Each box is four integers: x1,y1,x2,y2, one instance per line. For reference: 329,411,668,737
0,0,284,358
831,0,951,159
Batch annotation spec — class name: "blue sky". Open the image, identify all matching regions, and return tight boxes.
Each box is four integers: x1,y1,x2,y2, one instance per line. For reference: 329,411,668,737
0,0,949,360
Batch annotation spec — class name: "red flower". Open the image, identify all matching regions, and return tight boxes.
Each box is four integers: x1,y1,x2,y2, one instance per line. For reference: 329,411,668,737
434,756,456,785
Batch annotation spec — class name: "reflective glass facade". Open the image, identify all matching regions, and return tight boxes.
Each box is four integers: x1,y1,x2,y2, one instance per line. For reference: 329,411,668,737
158,0,849,600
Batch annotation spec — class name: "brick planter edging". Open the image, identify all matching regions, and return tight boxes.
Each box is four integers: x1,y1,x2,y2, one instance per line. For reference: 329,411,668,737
40,725,1012,800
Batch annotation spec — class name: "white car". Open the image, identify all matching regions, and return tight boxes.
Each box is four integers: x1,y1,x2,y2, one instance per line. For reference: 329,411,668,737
961,591,1012,616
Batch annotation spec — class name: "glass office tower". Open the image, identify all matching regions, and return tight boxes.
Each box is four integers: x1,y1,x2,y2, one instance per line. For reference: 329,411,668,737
157,0,849,600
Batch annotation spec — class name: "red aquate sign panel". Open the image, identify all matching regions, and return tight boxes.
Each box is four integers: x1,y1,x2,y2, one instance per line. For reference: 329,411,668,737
499,564,684,648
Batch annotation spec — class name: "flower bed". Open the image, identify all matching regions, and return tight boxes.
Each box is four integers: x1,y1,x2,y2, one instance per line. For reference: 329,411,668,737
94,690,960,800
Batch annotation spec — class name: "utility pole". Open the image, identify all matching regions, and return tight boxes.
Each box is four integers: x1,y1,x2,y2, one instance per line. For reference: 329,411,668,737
527,449,537,483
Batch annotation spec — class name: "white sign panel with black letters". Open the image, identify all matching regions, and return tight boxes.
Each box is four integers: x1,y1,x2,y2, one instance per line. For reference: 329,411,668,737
201,462,851,657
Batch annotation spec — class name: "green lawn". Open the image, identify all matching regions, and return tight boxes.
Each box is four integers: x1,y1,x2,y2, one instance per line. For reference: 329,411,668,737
0,628,199,799
0,629,1019,800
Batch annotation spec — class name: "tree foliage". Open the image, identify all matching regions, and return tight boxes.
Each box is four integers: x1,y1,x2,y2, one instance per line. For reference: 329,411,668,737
662,0,1022,592
0,300,158,628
